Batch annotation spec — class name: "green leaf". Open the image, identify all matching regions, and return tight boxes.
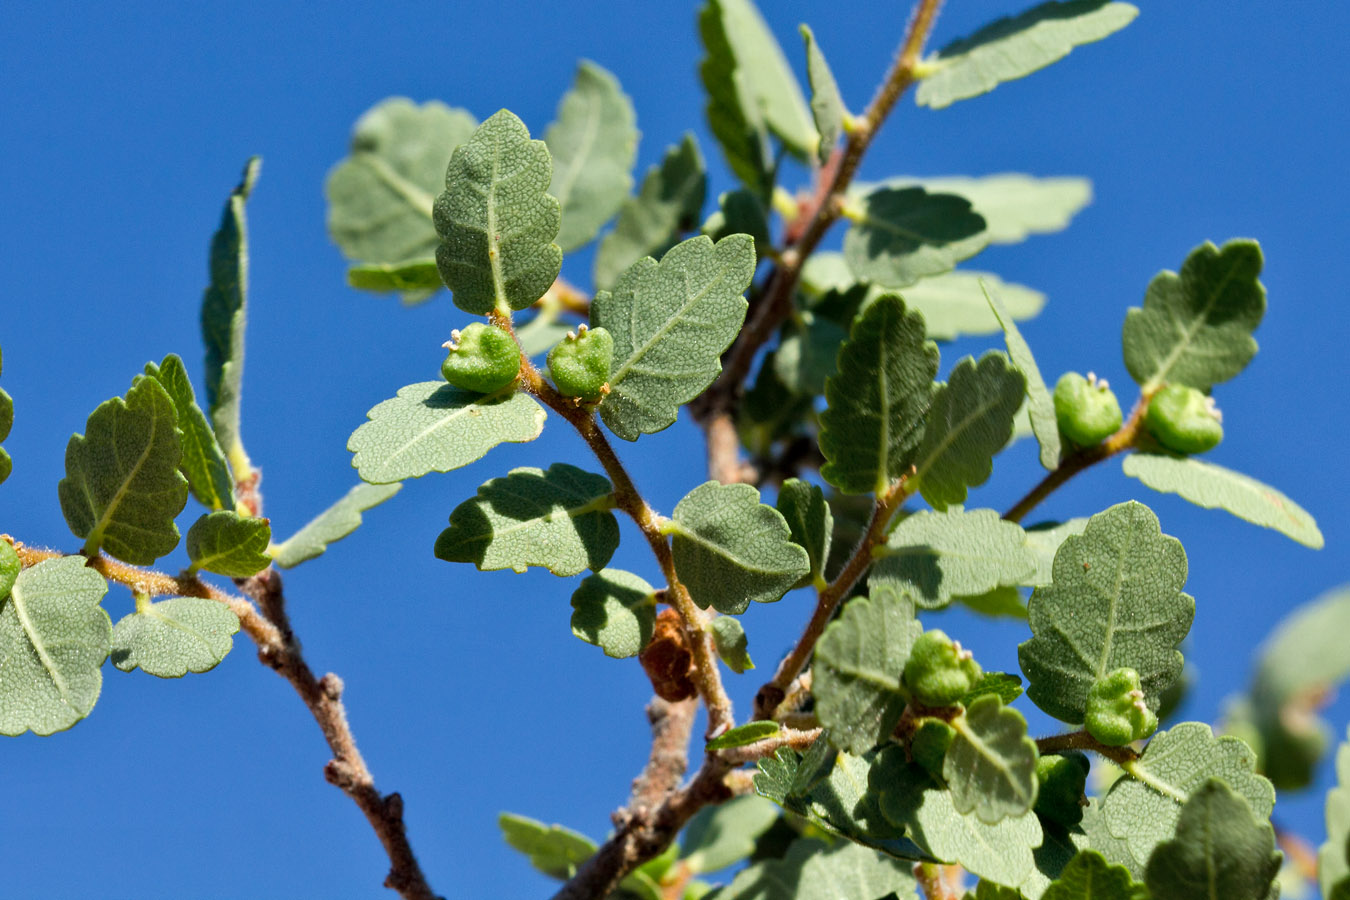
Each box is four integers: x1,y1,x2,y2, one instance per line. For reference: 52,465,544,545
545,61,638,252
348,382,545,484
988,284,1060,469
59,377,188,564
1122,239,1266,392
715,836,918,900
110,596,240,678
708,721,780,751
1321,728,1350,897
710,615,754,673
434,464,618,577
346,259,442,294
0,541,18,599
569,568,655,659
1024,519,1090,586
142,355,234,511
0,448,9,486
774,314,847,396
1041,850,1148,900
1102,722,1273,865
594,135,707,292
801,25,846,163
697,2,771,196
913,352,1026,510
776,479,833,587
1019,502,1193,724
271,482,402,569
711,0,816,159
958,586,1028,620
702,189,771,257
433,109,562,315
915,1,1139,110
819,294,939,495
498,812,596,880
814,586,921,754
0,557,111,735
1144,779,1281,900
872,508,1037,610
669,481,809,615
185,511,271,577
901,175,1093,248
844,187,988,288
201,157,259,468
680,794,781,874
905,271,1047,341
963,672,1025,707
1122,453,1322,549
946,696,1039,824
593,234,754,441
0,387,10,444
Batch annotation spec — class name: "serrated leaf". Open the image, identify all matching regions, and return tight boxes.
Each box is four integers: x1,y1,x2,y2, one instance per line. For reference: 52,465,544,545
708,721,780,751
872,508,1037,610
143,354,234,511
906,270,1047,341
715,836,918,900
963,672,1025,707
669,481,809,614
1019,502,1193,724
110,596,239,678
819,294,939,495
988,285,1060,469
1102,722,1273,865
202,157,259,465
594,135,707,292
435,463,618,576
698,1,772,196
1144,779,1281,900
593,234,753,441
499,812,596,880
1321,729,1350,897
680,794,781,874
1041,850,1148,900
916,1,1139,110
271,482,402,569
1122,453,1321,549
348,382,545,484
845,186,988,289
774,314,846,396
896,175,1093,246
569,568,655,659
0,557,110,736
59,377,188,564
1122,239,1265,392
185,511,271,577
801,24,846,163
946,696,1039,824
777,479,832,587
712,0,815,159
1024,519,1090,587
702,189,771,256
814,586,921,754
433,109,562,315
913,352,1026,510
546,61,638,252
710,615,753,673
346,259,442,294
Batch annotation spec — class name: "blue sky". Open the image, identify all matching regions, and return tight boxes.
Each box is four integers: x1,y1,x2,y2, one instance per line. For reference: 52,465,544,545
2,1,1348,897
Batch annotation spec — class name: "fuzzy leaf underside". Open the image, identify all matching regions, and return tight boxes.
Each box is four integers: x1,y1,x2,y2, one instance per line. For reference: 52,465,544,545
680,794,782,875
271,482,402,569
802,24,846,163
698,0,772,197
714,836,918,900
569,568,656,659
945,696,1039,824
988,286,1061,469
904,270,1047,341
891,174,1094,245
844,186,988,288
143,354,234,511
111,597,240,678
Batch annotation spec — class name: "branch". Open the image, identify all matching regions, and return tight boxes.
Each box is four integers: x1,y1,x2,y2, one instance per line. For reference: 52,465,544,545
1035,729,1140,767
629,697,698,813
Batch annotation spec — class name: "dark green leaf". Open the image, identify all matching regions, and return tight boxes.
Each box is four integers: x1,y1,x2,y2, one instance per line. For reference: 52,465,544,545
680,794,781,874
774,314,846,396
962,672,1024,706
901,175,1093,246
702,189,771,257
185,511,271,577
698,1,772,196
945,696,1039,824
143,354,234,511
498,812,596,880
1144,779,1281,900
569,568,656,659
801,24,847,163
710,615,754,672
844,186,987,289
346,259,442,294
776,478,833,588
708,721,780,751
111,596,239,678
1041,850,1148,899
271,482,402,569
987,284,1060,469
0,541,17,600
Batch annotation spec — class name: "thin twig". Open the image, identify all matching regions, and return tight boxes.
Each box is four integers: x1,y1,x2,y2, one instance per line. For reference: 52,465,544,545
1035,729,1140,767
629,697,698,813
715,727,823,766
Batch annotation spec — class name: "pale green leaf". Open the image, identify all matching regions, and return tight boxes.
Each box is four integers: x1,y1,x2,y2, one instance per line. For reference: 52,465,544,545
111,596,239,678
946,696,1039,824
1321,728,1350,897
0,542,17,599
1144,779,1281,900
680,794,781,874
433,109,562,315
916,1,1139,110
710,615,754,673
708,721,780,751
569,568,655,659
516,311,575,359
711,0,816,159
0,557,110,736
1122,453,1322,549
755,744,910,851
348,382,545,484
715,836,919,900
346,259,442,295
594,135,707,292
1102,721,1273,865
546,61,638,252
898,175,1093,246
1019,502,1193,724
905,270,1047,341
1041,850,1148,900
844,187,988,288
913,352,1026,510
988,284,1060,469
819,294,939,495
801,24,846,163
59,377,188,564
702,189,771,256
697,1,771,196
774,314,846,396
1023,519,1089,586
142,355,234,511
435,464,618,576
593,235,754,441
669,481,809,615
814,586,921,754
963,672,1025,707
499,812,596,880
958,586,1028,619
872,507,1037,610
185,511,271,577
1122,239,1266,392
776,478,832,587
1077,799,1141,881
271,482,402,569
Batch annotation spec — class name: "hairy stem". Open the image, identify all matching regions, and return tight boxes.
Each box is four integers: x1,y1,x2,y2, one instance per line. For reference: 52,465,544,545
1036,729,1141,766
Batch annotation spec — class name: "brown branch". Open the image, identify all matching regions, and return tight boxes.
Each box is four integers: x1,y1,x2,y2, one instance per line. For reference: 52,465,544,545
716,727,823,766
629,697,698,812
914,862,958,900
1035,729,1140,767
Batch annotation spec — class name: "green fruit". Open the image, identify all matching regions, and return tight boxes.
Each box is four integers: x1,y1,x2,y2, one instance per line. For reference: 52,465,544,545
910,719,957,781
440,323,521,394
1145,384,1223,454
547,325,614,400
1053,371,1122,447
1034,752,1089,826
903,630,983,708
1084,667,1158,746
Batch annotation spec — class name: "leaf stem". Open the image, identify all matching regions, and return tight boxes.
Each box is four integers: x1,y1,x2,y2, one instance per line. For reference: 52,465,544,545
1035,729,1140,767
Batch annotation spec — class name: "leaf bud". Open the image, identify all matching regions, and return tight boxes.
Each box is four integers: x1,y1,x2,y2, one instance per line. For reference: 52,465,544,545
1084,667,1158,746
903,629,983,708
1145,383,1223,454
440,323,521,393
1053,371,1122,447
910,718,956,781
547,324,614,400
1034,751,1089,826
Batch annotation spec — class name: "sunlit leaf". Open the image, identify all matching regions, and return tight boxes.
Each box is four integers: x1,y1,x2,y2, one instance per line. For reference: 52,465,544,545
271,482,402,569
111,597,239,678
143,354,234,510
680,794,781,874
905,270,1047,341
1322,728,1350,897
185,511,271,577
569,568,655,659
802,24,846,162
707,721,780,751
988,285,1061,469
844,186,987,288
715,835,918,900
882,175,1093,246
499,812,596,880
710,615,754,673
698,0,772,197
945,696,1039,824
346,259,442,294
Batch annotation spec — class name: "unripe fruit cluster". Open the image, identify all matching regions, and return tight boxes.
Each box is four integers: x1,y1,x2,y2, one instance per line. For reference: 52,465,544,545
1084,667,1158,746
1145,384,1223,454
548,324,614,400
1034,752,1089,826
1053,371,1122,447
903,630,983,708
441,323,522,394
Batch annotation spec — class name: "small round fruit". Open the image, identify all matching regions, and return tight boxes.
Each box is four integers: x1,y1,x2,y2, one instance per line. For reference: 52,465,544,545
1145,384,1223,454
910,719,957,781
440,323,521,393
1034,752,1089,826
903,630,983,708
548,324,614,400
1053,371,1122,447
1084,667,1159,747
